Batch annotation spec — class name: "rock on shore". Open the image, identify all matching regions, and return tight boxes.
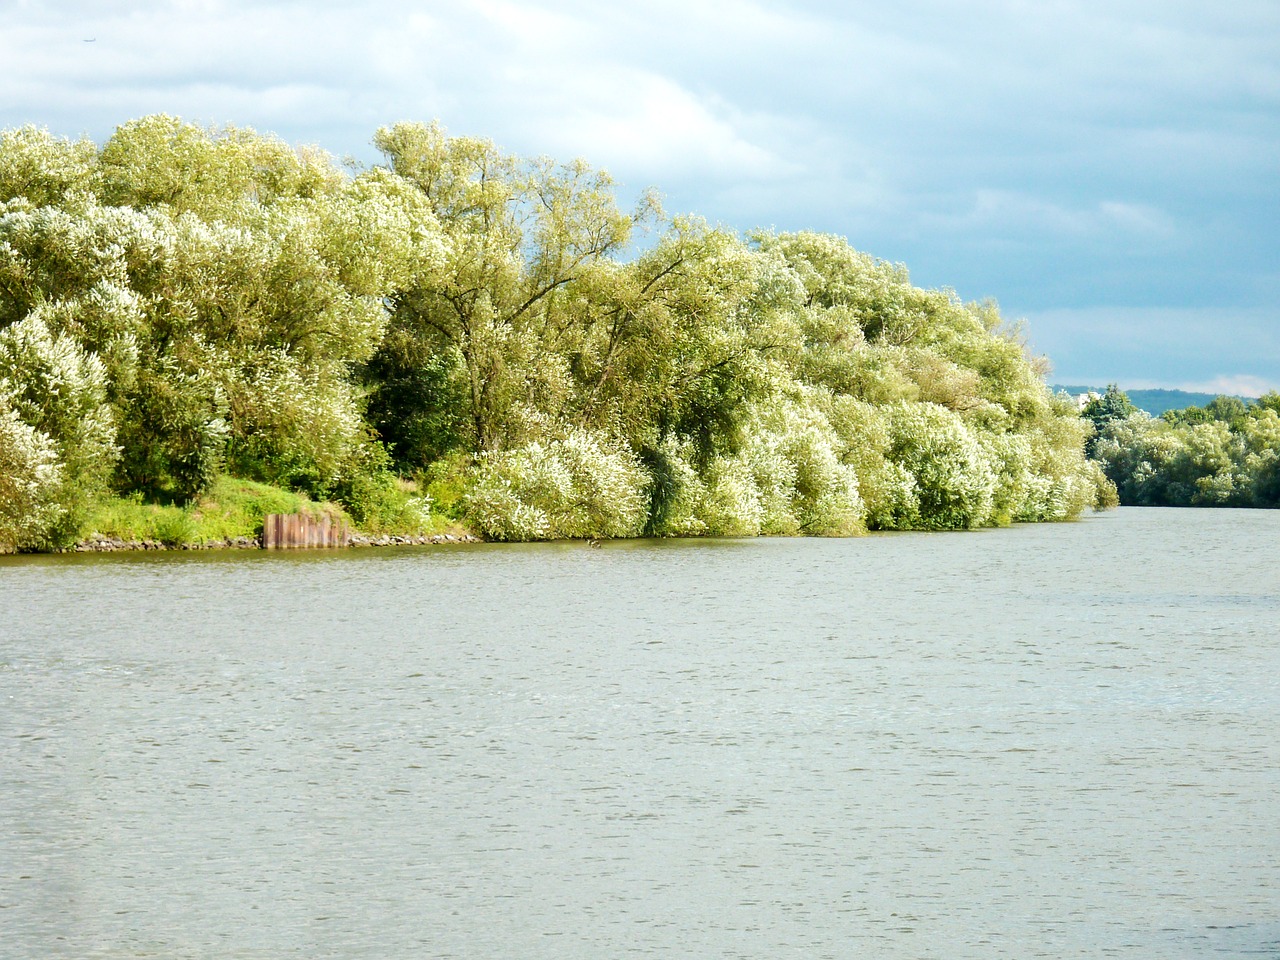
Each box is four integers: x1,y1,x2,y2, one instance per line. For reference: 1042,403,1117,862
68,532,481,552
348,533,481,547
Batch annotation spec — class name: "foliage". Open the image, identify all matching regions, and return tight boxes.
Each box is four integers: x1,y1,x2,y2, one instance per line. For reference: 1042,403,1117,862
83,477,339,545
0,402,64,550
0,115,1113,545
462,430,649,540
874,402,996,530
1081,384,1138,457
1089,392,1280,507
739,394,865,536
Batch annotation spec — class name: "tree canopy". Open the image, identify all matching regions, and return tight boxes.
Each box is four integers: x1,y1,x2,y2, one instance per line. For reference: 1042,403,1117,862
1086,386,1280,507
1,116,1113,549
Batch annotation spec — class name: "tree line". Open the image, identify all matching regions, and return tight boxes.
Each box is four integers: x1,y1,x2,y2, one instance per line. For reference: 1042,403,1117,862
1084,386,1280,506
1,115,1112,549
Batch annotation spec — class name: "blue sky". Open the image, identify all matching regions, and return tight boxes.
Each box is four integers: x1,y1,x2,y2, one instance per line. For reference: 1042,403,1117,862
3,0,1277,394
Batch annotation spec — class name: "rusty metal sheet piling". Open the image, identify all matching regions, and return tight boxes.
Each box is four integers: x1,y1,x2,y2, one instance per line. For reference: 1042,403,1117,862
262,513,351,549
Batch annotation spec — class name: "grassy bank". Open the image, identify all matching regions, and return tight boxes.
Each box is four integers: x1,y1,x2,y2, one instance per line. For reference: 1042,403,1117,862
77,476,473,548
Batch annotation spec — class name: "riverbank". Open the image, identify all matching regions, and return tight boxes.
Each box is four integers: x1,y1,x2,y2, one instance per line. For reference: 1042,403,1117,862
62,531,482,553
7,475,482,554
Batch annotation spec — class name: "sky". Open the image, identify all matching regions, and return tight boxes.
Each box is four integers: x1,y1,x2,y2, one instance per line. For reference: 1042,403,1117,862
2,0,1278,394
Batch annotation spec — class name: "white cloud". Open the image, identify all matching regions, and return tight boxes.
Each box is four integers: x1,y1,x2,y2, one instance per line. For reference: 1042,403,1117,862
1127,375,1277,398
348,0,800,181
513,75,792,181
922,191,1178,242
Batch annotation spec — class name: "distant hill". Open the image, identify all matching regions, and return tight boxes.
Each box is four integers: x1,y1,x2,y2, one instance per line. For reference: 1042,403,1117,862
1051,385,1244,417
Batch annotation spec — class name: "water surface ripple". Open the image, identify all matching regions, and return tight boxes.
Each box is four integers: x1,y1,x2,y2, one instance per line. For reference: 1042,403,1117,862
2,507,1278,958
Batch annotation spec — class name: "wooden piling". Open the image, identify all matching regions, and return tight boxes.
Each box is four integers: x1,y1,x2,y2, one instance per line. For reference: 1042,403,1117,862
262,513,351,549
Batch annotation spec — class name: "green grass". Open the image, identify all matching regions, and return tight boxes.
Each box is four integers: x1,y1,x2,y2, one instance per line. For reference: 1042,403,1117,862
83,477,339,545
83,496,198,545
190,476,338,542
79,474,475,546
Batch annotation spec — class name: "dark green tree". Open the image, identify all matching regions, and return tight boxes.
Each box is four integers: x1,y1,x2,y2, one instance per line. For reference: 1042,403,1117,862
1082,385,1138,457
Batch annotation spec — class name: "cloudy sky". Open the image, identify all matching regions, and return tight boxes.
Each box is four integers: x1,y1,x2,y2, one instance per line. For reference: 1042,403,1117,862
3,0,1277,393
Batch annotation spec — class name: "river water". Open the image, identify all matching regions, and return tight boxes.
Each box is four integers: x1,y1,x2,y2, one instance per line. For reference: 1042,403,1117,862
2,507,1278,959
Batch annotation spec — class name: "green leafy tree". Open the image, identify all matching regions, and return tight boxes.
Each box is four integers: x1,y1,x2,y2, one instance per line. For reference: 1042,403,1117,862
1081,384,1138,457
0,126,96,209
371,121,643,455
1093,394,1280,508
1,115,1117,542
0,310,117,538
0,402,64,551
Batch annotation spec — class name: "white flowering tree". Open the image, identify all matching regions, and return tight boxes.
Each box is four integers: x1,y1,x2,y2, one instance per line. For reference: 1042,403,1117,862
462,430,649,540
0,404,63,551
0,118,447,512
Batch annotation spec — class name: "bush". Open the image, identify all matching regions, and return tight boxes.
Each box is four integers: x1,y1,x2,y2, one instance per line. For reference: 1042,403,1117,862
743,397,864,536
695,456,765,537
335,471,431,532
877,401,996,530
0,405,65,551
463,431,649,540
0,311,118,497
226,351,367,492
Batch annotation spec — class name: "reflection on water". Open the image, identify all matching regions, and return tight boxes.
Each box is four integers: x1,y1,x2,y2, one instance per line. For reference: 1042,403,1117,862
2,507,1279,959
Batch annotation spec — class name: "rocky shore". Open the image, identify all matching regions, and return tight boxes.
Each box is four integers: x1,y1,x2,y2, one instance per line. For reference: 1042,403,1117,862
349,532,481,548
67,532,482,553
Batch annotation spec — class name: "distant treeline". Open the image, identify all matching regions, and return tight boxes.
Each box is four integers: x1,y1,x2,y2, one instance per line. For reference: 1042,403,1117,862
1082,386,1280,507
1,115,1111,550
1054,385,1247,418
